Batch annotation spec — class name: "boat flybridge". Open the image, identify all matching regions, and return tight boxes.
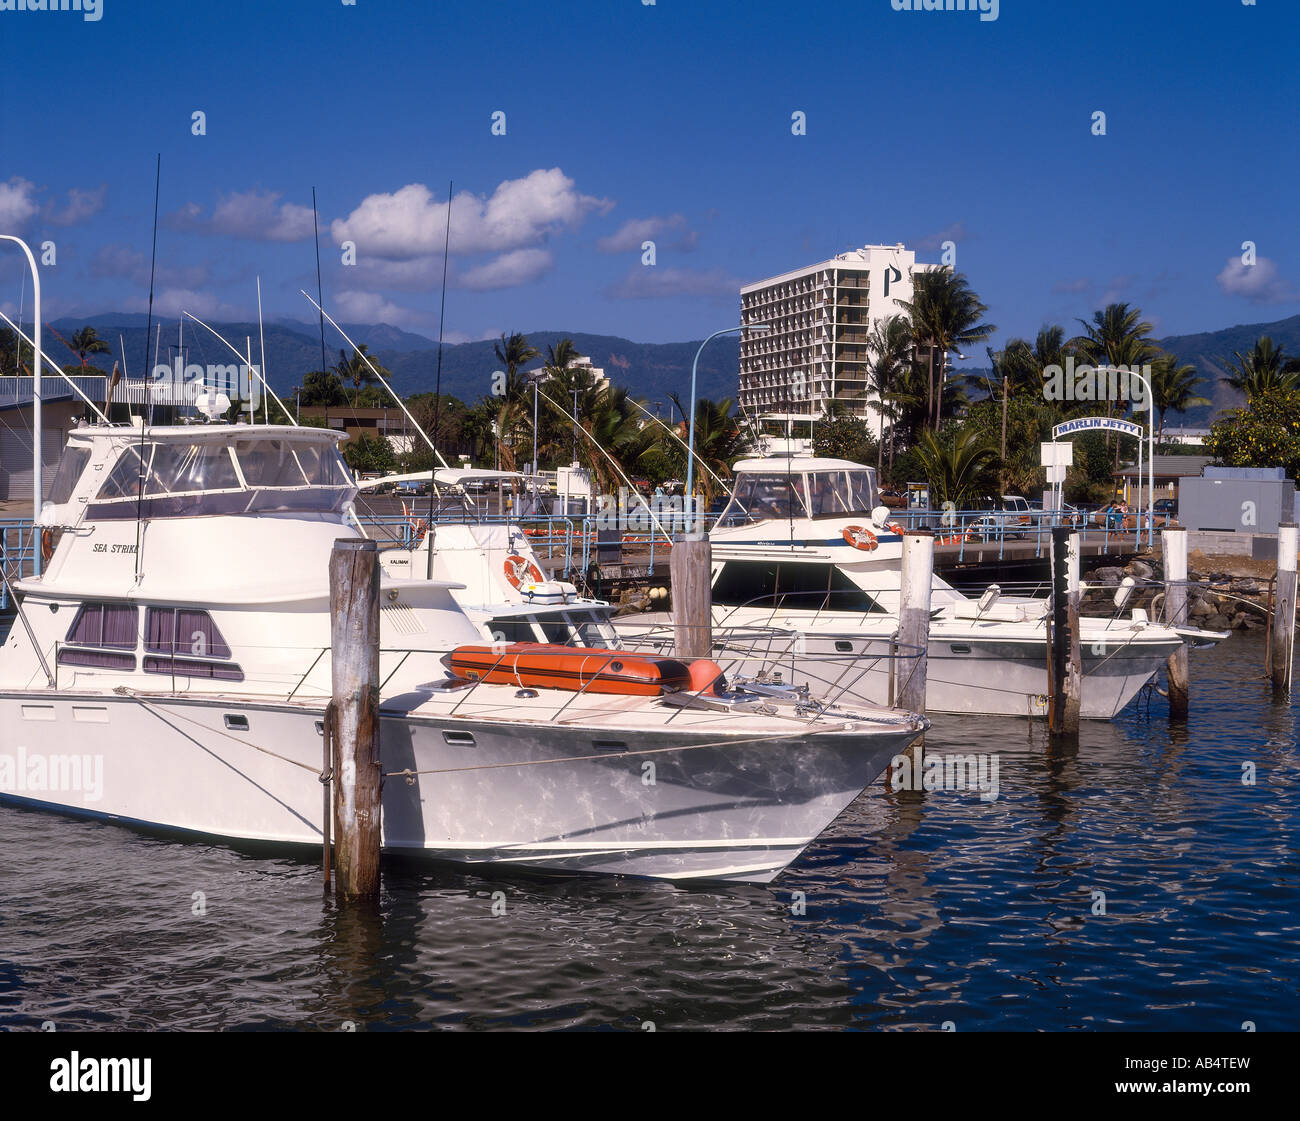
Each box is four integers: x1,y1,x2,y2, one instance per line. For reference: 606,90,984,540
0,424,926,883
619,454,1224,721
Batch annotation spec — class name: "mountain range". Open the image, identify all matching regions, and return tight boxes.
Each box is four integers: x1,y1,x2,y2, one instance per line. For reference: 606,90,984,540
42,311,1300,425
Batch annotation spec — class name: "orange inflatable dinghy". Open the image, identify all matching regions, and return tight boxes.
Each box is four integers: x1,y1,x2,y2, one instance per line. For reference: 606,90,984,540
443,643,722,697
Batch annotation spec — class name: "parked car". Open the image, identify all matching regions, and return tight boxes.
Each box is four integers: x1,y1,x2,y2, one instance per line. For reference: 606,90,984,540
966,514,1026,542
1154,498,1178,516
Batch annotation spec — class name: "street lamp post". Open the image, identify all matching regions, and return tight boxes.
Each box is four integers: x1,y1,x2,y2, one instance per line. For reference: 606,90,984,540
1097,364,1156,549
685,323,771,536
1,235,42,574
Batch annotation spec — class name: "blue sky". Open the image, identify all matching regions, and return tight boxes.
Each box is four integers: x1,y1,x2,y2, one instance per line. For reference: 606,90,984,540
1,0,1297,365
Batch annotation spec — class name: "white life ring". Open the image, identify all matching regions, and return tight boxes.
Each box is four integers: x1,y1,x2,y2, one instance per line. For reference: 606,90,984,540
842,525,878,551
503,554,545,589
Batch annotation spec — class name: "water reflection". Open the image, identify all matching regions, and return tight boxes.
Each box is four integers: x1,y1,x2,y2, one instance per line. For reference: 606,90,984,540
1,632,1297,1030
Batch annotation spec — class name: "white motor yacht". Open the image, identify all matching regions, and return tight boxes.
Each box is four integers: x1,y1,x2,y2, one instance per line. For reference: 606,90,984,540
0,426,926,883
618,455,1224,720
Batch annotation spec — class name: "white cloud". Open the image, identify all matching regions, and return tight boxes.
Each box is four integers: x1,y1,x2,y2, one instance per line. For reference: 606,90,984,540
1217,255,1296,304
147,289,243,320
46,184,107,226
167,189,314,242
915,221,970,251
605,265,742,301
597,214,689,253
331,169,611,260
458,248,553,290
0,177,40,230
334,289,425,328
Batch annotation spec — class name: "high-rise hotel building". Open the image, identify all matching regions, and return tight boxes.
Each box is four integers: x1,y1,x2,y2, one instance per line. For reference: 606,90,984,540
738,243,932,437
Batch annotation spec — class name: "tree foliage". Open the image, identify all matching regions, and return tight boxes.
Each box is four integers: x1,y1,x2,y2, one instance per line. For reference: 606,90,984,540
1205,388,1300,480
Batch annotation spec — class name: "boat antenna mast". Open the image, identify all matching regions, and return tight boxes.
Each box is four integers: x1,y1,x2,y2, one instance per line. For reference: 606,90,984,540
134,153,161,583
425,179,453,580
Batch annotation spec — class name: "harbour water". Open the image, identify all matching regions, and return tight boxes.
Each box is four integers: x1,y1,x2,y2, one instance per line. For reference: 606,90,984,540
1,630,1296,1032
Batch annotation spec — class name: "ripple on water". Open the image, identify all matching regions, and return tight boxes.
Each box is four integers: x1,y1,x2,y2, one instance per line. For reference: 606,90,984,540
1,633,1297,1030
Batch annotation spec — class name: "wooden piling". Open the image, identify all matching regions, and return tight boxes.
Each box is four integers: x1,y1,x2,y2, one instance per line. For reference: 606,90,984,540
1162,526,1189,719
1270,523,1298,691
1049,527,1081,736
670,536,713,660
895,530,934,757
329,538,382,899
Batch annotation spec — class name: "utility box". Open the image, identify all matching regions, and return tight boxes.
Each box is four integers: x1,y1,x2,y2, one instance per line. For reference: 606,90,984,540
1179,469,1297,534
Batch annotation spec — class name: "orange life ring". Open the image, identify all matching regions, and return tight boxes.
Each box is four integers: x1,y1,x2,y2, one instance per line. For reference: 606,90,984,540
503,554,545,589
842,525,878,551
40,528,55,563
886,522,906,535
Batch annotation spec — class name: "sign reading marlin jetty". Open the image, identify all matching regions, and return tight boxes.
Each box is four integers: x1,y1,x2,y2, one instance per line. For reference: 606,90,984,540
1053,416,1144,439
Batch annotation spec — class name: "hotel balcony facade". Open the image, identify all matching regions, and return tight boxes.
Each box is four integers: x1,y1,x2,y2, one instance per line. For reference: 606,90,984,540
738,243,934,439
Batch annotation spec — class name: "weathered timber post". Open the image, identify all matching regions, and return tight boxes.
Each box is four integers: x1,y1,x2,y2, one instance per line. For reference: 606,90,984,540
1271,523,1298,692
1049,527,1081,736
671,536,713,661
1162,526,1189,720
894,530,934,772
330,538,382,899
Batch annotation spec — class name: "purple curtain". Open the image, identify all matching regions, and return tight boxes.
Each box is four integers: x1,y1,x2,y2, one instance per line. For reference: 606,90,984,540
145,608,175,653
176,610,231,659
102,605,137,649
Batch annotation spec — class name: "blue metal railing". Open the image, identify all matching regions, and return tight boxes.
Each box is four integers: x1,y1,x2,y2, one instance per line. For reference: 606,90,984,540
1,519,37,610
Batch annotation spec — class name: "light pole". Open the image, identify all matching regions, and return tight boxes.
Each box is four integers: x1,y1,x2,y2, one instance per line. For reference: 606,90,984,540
1,235,42,574
685,322,770,535
1095,364,1156,548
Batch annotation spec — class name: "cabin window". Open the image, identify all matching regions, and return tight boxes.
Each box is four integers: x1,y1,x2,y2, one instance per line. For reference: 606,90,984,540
143,608,243,681
48,446,90,505
710,561,886,613
96,446,148,500
235,440,348,488
487,617,539,645
57,603,137,670
145,608,233,659
145,444,240,495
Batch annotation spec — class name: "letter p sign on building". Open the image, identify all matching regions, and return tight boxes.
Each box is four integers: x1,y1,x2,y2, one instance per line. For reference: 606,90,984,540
882,265,902,298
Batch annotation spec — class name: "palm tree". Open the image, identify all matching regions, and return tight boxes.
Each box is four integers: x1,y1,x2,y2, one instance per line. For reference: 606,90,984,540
660,394,753,506
336,345,386,406
914,427,998,510
1069,303,1159,468
865,314,912,476
898,267,996,431
493,331,539,401
68,326,111,367
1150,354,1210,444
1220,336,1300,399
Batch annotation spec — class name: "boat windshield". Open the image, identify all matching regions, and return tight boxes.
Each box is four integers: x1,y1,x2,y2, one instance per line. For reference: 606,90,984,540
806,469,878,517
723,473,810,524
721,467,878,524
89,438,355,518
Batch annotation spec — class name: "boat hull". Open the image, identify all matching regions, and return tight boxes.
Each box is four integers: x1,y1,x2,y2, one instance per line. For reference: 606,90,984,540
0,692,919,883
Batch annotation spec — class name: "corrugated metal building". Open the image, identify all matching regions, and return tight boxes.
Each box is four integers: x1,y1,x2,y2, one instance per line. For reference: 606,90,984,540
0,376,108,503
